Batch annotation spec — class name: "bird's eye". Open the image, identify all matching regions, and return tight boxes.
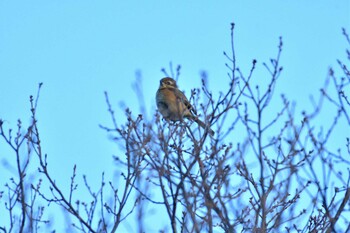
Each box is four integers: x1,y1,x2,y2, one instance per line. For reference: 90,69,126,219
166,81,172,85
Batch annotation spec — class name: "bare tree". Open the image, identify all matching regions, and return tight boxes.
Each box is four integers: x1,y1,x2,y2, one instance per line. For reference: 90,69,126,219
1,23,349,233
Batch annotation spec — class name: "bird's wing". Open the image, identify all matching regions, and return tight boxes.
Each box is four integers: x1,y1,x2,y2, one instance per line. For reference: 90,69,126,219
174,88,197,115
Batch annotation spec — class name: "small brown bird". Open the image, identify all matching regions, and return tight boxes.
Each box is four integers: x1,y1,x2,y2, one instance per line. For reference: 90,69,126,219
156,77,214,136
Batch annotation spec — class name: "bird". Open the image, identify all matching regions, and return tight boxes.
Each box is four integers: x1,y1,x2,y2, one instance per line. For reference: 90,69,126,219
156,77,214,136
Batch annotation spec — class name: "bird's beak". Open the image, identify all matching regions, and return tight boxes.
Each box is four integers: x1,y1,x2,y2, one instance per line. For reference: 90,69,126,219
159,80,164,87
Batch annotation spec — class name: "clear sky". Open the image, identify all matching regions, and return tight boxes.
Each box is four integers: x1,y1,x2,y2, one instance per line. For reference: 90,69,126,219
0,1,349,232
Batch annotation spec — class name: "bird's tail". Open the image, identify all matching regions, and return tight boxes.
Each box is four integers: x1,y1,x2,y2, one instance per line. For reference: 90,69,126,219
194,118,215,136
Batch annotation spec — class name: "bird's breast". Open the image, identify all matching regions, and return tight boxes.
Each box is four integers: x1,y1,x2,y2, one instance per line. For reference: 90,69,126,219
156,88,190,121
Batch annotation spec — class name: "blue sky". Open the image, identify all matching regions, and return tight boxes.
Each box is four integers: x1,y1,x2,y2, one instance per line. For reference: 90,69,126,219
0,1,349,231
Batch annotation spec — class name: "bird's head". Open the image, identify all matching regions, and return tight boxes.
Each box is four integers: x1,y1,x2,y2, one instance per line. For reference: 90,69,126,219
159,77,177,88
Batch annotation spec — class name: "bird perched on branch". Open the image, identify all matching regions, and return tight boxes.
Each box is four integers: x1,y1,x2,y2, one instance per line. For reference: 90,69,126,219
156,77,214,136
